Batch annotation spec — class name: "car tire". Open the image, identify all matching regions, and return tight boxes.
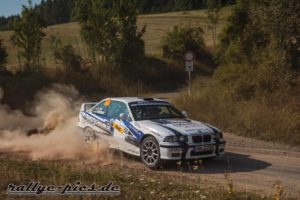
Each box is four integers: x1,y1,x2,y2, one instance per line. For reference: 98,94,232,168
140,136,161,169
83,127,96,143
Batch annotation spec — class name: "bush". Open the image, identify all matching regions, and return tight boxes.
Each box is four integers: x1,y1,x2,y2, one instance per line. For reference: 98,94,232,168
161,25,206,60
174,77,300,146
215,0,300,91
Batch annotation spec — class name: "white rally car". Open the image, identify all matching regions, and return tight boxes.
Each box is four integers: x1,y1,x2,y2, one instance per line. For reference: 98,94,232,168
78,97,225,169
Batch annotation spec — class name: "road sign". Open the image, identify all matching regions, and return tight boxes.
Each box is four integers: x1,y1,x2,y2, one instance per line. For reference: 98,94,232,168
185,52,194,62
186,61,193,72
185,52,194,96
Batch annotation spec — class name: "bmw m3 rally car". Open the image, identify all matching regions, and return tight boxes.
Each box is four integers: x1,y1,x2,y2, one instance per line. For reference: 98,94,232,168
78,97,226,169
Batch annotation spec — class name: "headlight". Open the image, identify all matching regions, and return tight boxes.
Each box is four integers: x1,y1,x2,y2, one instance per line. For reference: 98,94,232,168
214,132,223,139
179,136,187,142
163,136,177,142
163,135,187,142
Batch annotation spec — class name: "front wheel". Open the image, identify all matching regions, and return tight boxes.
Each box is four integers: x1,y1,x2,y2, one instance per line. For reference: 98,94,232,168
140,136,161,169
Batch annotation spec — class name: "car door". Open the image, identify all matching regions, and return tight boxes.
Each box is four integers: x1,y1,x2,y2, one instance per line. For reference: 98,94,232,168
90,100,113,134
106,100,140,154
106,101,129,139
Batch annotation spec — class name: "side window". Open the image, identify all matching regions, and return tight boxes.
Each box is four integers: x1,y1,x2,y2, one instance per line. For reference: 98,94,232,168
107,101,130,120
92,101,108,115
158,106,171,116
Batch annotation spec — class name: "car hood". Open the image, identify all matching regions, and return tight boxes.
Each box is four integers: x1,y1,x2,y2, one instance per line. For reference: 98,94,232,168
135,118,215,137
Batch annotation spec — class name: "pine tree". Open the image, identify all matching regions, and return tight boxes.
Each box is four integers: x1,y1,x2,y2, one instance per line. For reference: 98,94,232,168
74,0,145,69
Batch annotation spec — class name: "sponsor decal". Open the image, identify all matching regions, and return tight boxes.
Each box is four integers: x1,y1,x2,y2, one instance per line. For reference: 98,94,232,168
186,129,201,134
152,119,201,129
113,122,125,134
81,112,113,134
81,113,96,124
129,101,170,107
122,120,144,142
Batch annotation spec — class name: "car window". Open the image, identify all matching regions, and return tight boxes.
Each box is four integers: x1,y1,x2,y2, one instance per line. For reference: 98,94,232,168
107,101,130,120
129,102,184,121
158,106,170,115
92,101,108,115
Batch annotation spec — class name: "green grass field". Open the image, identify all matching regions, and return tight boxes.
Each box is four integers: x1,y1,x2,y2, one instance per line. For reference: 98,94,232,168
0,7,232,71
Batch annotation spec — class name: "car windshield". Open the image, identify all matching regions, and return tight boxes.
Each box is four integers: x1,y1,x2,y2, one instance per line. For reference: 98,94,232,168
129,101,185,121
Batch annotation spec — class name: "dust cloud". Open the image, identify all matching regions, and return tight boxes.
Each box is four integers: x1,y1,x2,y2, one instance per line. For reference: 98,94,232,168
0,84,111,162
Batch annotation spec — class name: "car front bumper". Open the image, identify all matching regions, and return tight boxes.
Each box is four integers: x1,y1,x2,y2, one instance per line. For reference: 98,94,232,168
159,141,226,160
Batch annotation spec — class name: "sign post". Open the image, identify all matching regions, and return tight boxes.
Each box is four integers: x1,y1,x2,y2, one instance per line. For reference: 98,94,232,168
185,52,194,96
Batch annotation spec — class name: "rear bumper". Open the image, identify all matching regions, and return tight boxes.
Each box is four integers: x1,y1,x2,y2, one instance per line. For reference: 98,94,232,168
159,141,226,160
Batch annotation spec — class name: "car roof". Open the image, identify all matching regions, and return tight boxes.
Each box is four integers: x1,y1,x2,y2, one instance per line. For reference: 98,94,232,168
105,97,169,104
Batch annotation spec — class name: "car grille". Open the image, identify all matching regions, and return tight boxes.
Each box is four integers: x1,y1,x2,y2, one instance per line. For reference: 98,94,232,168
203,135,211,142
192,136,202,143
192,135,212,143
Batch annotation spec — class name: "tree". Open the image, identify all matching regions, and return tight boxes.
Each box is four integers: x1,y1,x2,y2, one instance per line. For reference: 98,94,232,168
11,0,46,72
215,0,253,63
74,0,145,72
251,0,300,71
214,0,300,98
217,0,300,69
50,36,83,73
114,0,146,68
206,0,222,48
37,0,75,25
0,39,8,71
74,0,118,64
161,25,205,60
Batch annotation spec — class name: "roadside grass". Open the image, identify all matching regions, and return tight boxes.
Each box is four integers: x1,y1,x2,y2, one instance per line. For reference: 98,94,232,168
173,77,300,146
0,7,232,69
0,157,282,200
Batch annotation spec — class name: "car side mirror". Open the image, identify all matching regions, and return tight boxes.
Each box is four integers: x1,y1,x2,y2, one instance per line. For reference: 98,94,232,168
182,111,188,118
120,113,131,121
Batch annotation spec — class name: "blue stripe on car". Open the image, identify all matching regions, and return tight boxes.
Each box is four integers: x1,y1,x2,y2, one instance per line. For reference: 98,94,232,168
122,120,144,142
82,111,114,134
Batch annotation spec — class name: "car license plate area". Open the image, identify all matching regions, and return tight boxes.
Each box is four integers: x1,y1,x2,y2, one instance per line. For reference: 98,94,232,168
194,145,214,152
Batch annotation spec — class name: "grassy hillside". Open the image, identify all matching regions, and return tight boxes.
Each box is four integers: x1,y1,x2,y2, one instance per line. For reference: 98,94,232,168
0,7,232,71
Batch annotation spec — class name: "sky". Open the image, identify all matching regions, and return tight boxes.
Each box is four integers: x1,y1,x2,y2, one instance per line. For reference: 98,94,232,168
0,0,42,17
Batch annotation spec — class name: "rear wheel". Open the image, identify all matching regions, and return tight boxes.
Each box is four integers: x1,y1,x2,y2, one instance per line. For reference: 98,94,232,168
140,136,161,169
83,127,96,143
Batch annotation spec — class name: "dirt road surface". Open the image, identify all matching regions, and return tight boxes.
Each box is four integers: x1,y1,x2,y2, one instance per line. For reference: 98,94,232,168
121,132,300,198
